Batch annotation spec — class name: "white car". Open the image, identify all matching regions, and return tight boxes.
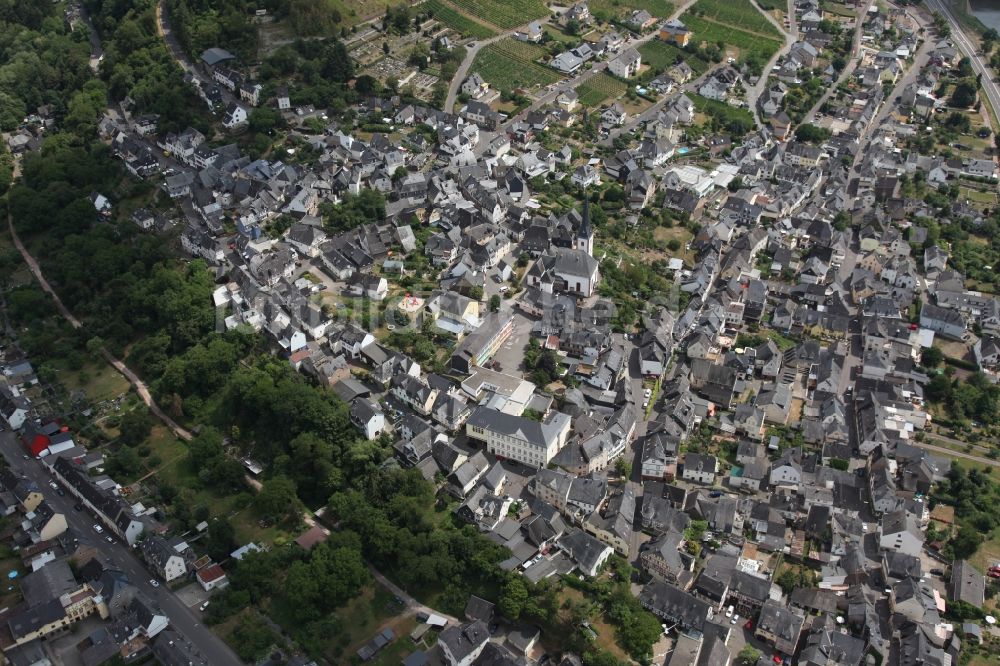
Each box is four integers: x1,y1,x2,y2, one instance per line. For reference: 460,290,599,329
200,601,210,611
731,613,740,625
150,579,160,588
93,524,103,534
644,388,652,398
642,400,649,409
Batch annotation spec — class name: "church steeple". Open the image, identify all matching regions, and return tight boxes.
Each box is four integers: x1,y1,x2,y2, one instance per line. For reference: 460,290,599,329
577,191,594,256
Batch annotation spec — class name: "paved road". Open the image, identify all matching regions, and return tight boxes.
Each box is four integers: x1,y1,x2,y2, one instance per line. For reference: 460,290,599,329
460,0,699,128
0,432,242,666
600,63,716,147
154,0,236,107
7,214,194,442
513,0,701,127
849,35,934,176
368,566,460,625
445,31,511,113
75,1,103,73
734,0,795,127
925,431,997,457
926,0,1000,127
801,0,874,125
910,437,1000,467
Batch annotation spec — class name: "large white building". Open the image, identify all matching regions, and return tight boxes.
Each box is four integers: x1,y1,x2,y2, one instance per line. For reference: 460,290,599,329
466,407,572,467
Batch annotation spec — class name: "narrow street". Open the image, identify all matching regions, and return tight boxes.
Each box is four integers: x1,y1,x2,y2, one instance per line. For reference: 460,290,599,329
801,0,875,125
0,432,242,666
75,1,104,73
154,0,237,107
745,1,796,128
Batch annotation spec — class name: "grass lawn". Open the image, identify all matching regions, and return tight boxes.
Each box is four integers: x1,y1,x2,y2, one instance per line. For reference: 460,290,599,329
967,656,1000,666
319,583,414,665
229,506,293,546
933,338,970,361
544,25,578,44
762,329,797,351
924,448,998,475
576,73,628,106
970,529,1000,574
55,360,130,403
363,631,423,666
0,546,23,611
652,225,695,262
639,40,710,76
304,0,408,29
557,587,629,661
147,432,295,545
959,186,998,206
819,1,857,17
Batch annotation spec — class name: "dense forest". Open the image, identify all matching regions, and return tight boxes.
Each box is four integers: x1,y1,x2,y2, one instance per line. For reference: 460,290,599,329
84,0,210,133
931,464,1000,561
167,0,349,62
0,3,93,130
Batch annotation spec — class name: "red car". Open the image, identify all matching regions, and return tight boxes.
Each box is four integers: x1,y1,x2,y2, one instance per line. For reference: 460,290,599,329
773,656,783,665
744,619,754,630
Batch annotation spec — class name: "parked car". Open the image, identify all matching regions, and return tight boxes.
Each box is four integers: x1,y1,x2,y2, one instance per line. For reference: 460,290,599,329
200,601,210,611
149,579,160,588
73,503,83,511
93,524,103,534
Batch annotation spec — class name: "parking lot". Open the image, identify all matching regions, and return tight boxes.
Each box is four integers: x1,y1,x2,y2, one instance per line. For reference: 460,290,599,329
490,310,534,378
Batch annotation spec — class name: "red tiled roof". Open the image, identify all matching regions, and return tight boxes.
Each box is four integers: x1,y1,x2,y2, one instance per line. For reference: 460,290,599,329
196,564,226,583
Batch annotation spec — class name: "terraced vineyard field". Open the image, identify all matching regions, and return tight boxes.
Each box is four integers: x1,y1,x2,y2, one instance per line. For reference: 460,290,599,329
471,38,560,92
638,40,710,76
423,0,496,38
681,14,782,62
687,0,783,37
447,0,549,29
588,0,675,20
575,73,629,106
